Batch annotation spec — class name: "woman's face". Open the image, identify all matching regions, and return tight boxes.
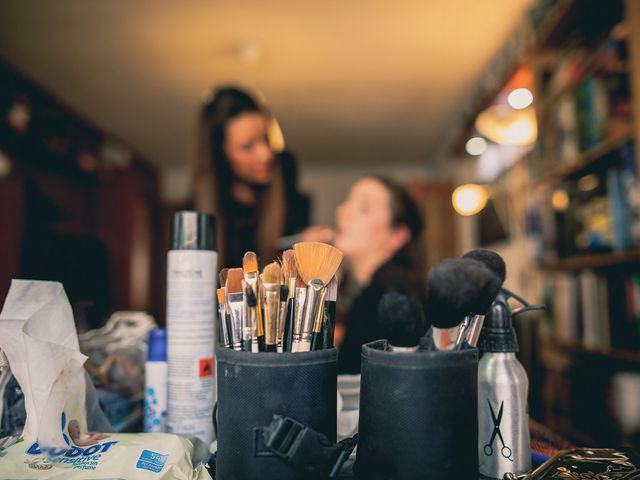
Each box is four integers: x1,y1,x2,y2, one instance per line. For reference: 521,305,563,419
335,178,401,260
224,112,274,184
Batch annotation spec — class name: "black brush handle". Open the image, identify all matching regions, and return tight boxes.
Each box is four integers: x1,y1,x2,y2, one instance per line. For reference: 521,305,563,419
283,297,295,352
225,313,233,348
322,301,336,349
258,335,266,352
310,331,321,351
264,343,277,352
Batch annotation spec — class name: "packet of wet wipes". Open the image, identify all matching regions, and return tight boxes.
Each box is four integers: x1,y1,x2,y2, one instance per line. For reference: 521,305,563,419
0,280,210,479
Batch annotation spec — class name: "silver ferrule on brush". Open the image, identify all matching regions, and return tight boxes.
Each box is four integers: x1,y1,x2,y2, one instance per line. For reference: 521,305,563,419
291,287,307,352
243,273,260,352
311,287,328,336
453,315,473,350
464,314,485,347
298,279,324,352
226,292,246,351
432,325,461,351
218,302,231,348
277,296,287,352
262,283,281,351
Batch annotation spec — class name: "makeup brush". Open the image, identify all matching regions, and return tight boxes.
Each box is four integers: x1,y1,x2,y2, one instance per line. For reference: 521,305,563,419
310,284,328,350
281,250,297,352
219,268,228,293
261,262,282,353
459,249,506,348
291,268,307,352
319,276,339,349
243,252,263,352
377,292,427,351
293,242,344,352
423,258,500,351
216,287,231,348
225,268,246,351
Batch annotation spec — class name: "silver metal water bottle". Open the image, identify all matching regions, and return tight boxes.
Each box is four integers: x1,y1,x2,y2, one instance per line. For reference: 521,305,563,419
478,291,539,480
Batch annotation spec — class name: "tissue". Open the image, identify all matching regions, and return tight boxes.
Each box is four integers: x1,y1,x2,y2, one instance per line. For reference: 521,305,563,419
0,280,88,449
0,281,212,479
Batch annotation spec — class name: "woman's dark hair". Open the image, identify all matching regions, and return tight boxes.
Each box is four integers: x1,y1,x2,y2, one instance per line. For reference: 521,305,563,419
201,87,265,206
193,86,285,265
369,175,425,269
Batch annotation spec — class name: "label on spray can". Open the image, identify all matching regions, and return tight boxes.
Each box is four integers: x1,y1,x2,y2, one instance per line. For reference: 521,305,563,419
166,249,217,444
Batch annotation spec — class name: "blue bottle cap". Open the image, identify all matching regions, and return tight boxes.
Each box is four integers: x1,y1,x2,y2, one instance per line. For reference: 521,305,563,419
147,328,167,362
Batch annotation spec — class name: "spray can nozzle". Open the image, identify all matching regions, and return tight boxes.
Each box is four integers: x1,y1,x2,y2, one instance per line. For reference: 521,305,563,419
478,288,545,353
500,288,545,317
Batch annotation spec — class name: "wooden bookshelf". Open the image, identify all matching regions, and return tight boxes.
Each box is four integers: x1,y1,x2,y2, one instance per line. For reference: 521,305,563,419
532,0,624,51
455,0,640,448
536,125,635,185
539,247,640,271
540,338,640,370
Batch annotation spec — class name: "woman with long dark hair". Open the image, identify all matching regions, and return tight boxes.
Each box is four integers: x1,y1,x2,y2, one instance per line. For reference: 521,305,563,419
334,175,428,373
193,86,308,267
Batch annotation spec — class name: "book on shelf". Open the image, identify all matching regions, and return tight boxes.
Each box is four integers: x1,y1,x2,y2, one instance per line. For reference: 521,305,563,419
549,269,640,352
537,141,638,259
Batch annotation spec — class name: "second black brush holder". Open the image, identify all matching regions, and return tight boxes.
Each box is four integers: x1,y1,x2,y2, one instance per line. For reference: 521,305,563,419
216,347,337,480
356,340,478,480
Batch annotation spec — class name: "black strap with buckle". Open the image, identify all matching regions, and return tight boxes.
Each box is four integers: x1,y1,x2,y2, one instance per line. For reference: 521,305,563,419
262,415,358,479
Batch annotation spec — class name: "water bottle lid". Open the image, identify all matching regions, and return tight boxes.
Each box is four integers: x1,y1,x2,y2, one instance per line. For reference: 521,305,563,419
148,328,167,362
171,211,216,251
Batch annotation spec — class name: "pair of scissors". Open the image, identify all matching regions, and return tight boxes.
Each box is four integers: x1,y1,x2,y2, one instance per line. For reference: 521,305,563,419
484,400,513,462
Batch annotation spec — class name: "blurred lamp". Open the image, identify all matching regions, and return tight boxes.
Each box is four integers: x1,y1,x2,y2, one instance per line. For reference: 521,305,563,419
452,184,488,216
465,136,487,156
507,88,533,110
475,105,537,146
551,189,570,211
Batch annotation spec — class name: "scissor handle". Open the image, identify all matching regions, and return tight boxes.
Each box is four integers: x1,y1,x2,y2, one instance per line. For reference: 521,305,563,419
484,444,493,456
502,445,513,461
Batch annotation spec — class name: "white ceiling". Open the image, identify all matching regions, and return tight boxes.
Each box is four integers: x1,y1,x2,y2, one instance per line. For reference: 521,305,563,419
0,0,533,172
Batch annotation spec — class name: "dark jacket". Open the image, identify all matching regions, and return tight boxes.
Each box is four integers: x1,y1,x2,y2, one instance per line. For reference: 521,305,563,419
337,256,428,374
223,151,309,268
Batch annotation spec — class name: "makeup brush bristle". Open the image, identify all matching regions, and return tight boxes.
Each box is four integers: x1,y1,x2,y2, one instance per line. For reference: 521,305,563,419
293,242,344,285
281,249,297,281
426,258,500,328
378,292,427,347
219,268,228,290
462,249,506,285
216,287,225,306
226,268,244,294
262,262,282,284
242,251,258,273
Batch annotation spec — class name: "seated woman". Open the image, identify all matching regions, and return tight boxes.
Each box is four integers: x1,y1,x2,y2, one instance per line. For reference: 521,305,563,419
334,176,428,374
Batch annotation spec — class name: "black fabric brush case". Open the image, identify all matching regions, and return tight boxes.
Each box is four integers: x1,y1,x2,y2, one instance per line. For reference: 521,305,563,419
215,347,337,480
356,340,479,480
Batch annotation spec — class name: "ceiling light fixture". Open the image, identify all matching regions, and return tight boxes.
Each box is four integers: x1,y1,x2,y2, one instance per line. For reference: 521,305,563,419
452,184,488,216
507,88,533,110
465,136,487,156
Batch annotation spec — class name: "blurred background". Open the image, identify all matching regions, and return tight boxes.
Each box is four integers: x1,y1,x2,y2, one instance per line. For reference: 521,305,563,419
1,0,639,448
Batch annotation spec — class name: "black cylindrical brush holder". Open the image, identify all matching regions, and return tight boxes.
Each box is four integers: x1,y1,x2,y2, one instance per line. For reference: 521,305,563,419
216,347,337,480
356,340,478,480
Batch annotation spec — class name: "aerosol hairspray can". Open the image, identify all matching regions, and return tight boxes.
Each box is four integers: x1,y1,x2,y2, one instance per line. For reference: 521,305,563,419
478,291,536,480
166,211,217,445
